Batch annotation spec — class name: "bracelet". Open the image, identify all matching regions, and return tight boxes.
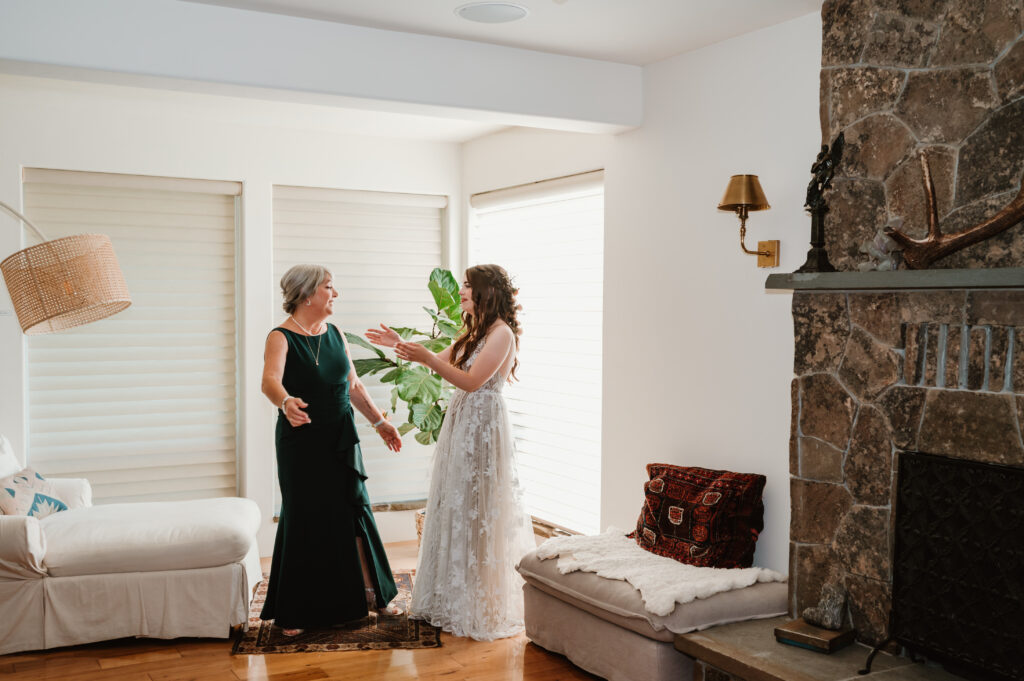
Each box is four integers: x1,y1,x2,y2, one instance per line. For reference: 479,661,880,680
280,395,292,411
372,417,386,428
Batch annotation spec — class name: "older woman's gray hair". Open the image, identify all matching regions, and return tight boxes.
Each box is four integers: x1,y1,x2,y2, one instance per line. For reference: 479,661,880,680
280,264,332,314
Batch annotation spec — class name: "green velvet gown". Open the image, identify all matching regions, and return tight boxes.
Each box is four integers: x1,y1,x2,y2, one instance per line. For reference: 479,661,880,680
260,323,398,629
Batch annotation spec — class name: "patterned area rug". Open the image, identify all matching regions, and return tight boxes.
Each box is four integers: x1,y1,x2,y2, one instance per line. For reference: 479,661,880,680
232,571,442,654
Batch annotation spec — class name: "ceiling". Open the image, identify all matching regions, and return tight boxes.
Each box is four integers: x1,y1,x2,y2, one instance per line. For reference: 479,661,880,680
181,0,824,66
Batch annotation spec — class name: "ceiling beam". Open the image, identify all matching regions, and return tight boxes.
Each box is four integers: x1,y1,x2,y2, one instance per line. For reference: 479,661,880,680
0,0,642,133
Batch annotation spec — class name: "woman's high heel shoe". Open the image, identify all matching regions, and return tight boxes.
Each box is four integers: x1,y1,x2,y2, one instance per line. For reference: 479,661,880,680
366,587,403,616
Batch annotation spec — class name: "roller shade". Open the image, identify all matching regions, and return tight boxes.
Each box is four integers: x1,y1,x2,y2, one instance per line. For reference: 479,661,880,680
469,172,603,534
272,185,448,503
22,168,240,504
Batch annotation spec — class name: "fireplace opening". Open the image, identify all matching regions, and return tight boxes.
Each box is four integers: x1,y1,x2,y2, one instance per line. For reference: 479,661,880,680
892,451,1024,681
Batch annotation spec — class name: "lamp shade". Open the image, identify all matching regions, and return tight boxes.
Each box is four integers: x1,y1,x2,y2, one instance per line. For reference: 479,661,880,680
718,175,771,212
1,233,131,335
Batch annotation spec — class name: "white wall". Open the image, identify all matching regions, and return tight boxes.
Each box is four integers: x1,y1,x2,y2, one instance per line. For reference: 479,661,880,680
461,12,821,571
603,14,820,571
0,73,462,552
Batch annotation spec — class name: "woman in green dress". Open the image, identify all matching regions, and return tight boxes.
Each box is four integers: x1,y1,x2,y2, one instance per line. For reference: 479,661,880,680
260,264,403,636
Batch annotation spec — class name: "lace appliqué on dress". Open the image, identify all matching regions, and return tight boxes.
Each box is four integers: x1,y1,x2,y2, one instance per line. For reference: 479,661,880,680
410,340,535,640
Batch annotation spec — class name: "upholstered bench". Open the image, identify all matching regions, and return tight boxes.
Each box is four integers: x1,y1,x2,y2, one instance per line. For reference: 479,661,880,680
517,548,787,681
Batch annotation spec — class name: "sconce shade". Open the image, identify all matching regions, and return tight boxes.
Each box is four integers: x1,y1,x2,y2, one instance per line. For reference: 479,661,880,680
718,175,771,212
1,233,131,335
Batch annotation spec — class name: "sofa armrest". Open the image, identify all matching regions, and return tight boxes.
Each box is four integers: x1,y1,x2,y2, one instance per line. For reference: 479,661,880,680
0,515,47,579
48,478,93,509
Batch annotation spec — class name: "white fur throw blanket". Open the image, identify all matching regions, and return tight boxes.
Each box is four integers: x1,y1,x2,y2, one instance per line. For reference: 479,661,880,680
535,528,786,616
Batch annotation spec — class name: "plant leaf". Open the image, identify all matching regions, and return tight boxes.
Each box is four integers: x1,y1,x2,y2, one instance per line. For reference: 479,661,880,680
420,404,443,432
396,367,430,402
414,430,434,445
430,267,460,304
437,319,462,338
352,358,393,376
390,387,399,413
429,281,459,316
411,403,429,427
422,375,443,403
344,332,385,358
397,368,442,403
397,422,417,435
379,368,402,384
430,268,460,293
419,338,450,353
390,326,428,339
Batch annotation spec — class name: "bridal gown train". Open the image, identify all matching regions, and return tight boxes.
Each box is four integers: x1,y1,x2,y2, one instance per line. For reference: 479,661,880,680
411,341,536,640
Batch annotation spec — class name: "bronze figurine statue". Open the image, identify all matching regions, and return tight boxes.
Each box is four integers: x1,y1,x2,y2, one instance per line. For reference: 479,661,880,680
796,132,844,273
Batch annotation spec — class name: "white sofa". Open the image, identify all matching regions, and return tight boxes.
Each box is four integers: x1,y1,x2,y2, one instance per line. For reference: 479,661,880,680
0,439,262,655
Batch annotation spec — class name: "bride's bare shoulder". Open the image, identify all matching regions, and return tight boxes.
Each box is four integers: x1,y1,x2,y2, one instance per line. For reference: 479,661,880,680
486,321,514,339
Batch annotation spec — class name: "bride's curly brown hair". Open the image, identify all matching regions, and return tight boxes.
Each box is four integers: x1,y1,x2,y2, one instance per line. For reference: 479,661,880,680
450,264,521,381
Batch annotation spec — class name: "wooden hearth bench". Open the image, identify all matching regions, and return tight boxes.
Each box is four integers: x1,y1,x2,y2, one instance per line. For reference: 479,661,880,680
674,617,966,681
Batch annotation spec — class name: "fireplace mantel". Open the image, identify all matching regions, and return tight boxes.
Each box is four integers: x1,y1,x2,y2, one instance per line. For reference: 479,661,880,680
765,268,1024,291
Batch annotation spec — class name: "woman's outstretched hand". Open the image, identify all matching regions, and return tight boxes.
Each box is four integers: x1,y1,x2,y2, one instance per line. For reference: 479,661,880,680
376,421,402,452
366,323,401,348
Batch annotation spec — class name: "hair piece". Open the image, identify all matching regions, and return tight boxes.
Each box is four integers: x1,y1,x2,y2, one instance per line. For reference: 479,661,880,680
450,264,521,380
280,264,331,314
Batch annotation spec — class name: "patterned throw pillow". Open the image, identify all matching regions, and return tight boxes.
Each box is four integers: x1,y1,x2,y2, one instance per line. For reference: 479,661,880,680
0,468,69,518
632,463,766,568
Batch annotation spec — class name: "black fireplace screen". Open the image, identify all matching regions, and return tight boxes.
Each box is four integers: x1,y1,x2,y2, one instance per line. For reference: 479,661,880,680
893,451,1024,681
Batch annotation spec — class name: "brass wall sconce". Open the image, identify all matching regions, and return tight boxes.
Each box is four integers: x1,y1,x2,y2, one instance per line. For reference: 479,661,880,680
717,174,779,268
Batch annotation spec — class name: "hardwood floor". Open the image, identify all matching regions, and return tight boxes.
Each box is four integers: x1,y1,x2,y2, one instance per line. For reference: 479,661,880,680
0,542,600,681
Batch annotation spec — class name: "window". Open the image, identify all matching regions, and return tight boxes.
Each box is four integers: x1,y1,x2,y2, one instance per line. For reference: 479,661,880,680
23,169,241,504
272,185,448,503
469,171,603,534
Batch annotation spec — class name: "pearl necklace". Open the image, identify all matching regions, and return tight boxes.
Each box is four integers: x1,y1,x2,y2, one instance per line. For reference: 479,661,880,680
290,316,325,367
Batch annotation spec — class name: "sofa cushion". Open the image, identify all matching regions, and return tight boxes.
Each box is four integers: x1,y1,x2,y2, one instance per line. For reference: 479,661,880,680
47,478,92,510
0,469,68,518
39,497,261,577
0,434,21,479
633,464,765,568
517,549,786,643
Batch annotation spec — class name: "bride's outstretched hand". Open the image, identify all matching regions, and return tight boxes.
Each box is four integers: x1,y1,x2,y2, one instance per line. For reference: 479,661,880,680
394,341,432,365
366,323,401,348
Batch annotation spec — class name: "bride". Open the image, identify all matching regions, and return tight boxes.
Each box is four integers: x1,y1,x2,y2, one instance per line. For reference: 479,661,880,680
367,264,535,640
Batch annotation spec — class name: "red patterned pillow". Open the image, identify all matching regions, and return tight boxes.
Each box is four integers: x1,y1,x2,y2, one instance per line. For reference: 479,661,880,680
632,464,766,568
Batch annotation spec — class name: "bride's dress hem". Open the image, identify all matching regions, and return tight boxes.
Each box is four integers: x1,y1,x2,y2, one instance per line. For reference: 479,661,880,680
409,612,525,642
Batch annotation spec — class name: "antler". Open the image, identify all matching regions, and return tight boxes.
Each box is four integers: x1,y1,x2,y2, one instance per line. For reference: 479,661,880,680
885,153,1024,269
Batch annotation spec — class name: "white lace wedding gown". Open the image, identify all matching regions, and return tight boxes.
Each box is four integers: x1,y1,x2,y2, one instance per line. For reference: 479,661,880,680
411,341,536,640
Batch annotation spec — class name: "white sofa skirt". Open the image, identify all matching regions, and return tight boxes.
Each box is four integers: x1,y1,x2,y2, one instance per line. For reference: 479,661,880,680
0,579,45,656
0,544,261,655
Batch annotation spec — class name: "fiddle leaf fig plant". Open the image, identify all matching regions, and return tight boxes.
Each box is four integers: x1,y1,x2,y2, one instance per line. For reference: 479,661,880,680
345,267,464,445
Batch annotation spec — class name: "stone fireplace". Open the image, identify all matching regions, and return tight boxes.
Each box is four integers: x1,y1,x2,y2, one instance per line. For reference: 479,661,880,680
819,0,1024,271
787,287,1024,645
782,0,1024,649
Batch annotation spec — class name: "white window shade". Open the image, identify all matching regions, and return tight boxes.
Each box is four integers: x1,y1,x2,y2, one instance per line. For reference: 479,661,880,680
272,185,448,503
469,170,603,534
22,169,241,504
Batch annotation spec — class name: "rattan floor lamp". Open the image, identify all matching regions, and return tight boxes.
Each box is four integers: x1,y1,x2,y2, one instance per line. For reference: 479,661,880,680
0,200,131,335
